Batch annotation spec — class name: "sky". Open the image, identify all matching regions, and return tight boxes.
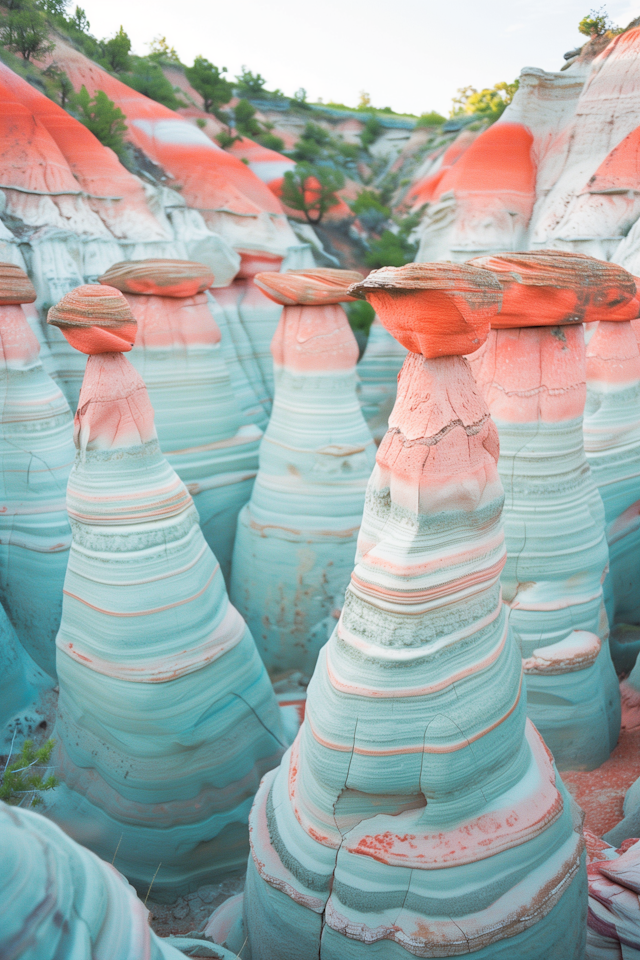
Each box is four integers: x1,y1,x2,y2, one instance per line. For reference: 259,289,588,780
77,0,640,116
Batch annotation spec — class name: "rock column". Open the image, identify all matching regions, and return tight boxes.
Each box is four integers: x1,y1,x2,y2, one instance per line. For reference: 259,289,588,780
469,250,637,769
46,284,285,900
231,269,375,677
0,263,74,676
243,262,586,960
99,258,261,584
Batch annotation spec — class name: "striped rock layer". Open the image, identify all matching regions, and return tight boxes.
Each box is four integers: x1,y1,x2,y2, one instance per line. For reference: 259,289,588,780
50,339,285,899
0,289,74,676
584,320,640,673
99,260,261,584
243,266,586,959
0,802,187,960
231,270,375,676
469,324,619,770
356,317,407,443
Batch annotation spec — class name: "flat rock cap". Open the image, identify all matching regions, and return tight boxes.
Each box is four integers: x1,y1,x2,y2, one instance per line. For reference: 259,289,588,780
254,268,364,306
469,250,638,326
48,284,137,355
0,262,36,305
99,259,215,298
348,262,502,357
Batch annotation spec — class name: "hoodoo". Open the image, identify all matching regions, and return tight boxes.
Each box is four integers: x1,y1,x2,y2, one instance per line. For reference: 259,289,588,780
468,250,635,770
230,268,375,677
46,284,285,899
243,262,586,960
99,258,262,583
584,315,640,672
0,263,74,677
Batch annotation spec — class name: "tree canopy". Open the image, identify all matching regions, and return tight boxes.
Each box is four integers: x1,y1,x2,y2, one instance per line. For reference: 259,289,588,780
281,162,345,225
185,56,232,117
73,86,128,158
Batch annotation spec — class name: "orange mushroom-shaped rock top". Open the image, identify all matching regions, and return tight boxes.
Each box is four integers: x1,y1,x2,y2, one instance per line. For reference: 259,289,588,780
254,268,364,306
47,285,137,355
98,259,215,299
348,262,502,357
469,251,638,327
0,263,36,305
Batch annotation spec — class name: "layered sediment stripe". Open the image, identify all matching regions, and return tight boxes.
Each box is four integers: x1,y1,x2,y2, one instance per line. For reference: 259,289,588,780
0,267,74,676
468,250,622,771
584,318,640,662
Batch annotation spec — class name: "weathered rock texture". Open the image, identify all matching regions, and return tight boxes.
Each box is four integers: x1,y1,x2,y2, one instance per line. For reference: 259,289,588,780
0,801,190,960
243,262,587,960
468,251,632,770
46,285,285,900
0,263,74,676
584,834,640,957
414,27,640,268
356,317,407,443
231,269,375,677
584,317,640,673
0,60,240,409
99,259,261,584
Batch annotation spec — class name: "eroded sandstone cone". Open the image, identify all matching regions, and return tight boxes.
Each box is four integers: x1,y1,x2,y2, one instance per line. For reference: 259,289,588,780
468,249,623,770
46,285,286,899
0,263,74,677
97,259,260,584
242,261,586,960
230,268,375,677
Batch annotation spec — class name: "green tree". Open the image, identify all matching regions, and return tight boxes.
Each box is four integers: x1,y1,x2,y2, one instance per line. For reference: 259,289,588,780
360,115,382,149
0,738,58,807
234,98,262,137
416,110,445,127
185,56,232,116
69,5,88,31
579,6,615,36
345,300,375,337
147,34,180,64
103,25,131,73
235,65,266,96
450,80,519,121
290,121,332,162
43,62,73,107
350,189,390,232
0,0,54,62
281,162,345,225
258,131,285,151
73,86,127,157
38,0,68,16
121,60,181,109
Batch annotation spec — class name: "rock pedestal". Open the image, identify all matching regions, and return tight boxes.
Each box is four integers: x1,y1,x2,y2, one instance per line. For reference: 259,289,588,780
0,263,74,676
230,269,375,677
99,258,261,584
468,250,636,770
0,802,188,960
583,318,640,672
243,262,586,960
356,317,407,443
46,285,285,900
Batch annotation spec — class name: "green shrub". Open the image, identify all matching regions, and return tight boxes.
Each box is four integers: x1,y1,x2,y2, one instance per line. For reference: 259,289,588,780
360,115,382,149
120,60,182,109
450,80,519,123
235,66,266,96
257,131,285,152
0,738,58,807
416,110,446,127
579,6,615,35
73,85,127,157
345,300,375,336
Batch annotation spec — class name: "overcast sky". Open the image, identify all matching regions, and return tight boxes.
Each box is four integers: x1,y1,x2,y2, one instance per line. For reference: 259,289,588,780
77,0,640,116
